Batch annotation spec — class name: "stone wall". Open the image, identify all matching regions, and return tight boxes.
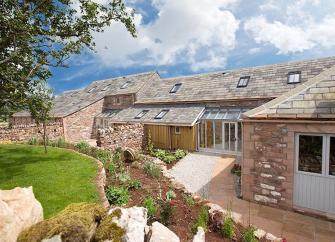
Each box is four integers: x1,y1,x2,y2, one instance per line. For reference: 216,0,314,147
242,121,335,212
97,123,145,152
103,94,135,109
63,99,104,143
0,123,63,142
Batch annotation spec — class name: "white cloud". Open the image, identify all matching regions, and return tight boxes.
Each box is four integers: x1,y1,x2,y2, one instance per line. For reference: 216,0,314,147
91,0,239,71
245,0,335,55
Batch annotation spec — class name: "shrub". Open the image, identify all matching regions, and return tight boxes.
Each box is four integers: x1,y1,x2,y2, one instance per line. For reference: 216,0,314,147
112,148,122,162
147,132,154,155
118,172,131,184
192,206,209,233
57,137,65,148
143,197,156,218
143,162,161,178
27,137,37,145
152,149,177,164
105,186,129,205
108,162,116,175
243,225,258,242
175,149,188,159
159,200,175,225
221,216,235,239
183,194,195,207
166,190,176,201
126,179,142,190
163,154,176,164
74,141,90,153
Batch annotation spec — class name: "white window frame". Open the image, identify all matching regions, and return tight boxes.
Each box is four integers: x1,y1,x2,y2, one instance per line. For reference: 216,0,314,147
170,83,182,93
154,109,169,119
295,133,335,178
288,71,301,84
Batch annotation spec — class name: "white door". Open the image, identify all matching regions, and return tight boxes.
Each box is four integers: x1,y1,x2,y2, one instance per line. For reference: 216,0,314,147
294,134,335,216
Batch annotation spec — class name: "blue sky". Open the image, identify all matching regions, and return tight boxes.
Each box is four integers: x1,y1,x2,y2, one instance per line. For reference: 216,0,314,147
49,0,335,94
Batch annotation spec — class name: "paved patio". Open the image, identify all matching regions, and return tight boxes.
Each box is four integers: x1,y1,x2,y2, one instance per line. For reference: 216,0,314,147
169,152,335,242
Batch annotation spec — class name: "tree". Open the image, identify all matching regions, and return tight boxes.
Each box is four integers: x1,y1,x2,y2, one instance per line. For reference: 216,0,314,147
0,0,136,117
28,84,53,154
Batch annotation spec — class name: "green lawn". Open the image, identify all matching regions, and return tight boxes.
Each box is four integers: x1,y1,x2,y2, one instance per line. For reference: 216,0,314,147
0,144,99,218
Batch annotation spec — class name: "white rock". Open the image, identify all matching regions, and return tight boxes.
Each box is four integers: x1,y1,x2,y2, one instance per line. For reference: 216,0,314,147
254,229,266,239
149,221,180,242
266,232,278,241
42,235,62,242
0,187,43,242
254,195,277,204
192,227,205,242
109,206,147,242
260,183,275,190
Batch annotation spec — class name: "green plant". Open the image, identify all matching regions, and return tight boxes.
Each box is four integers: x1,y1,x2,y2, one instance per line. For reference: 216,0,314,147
192,206,209,233
74,141,90,153
147,132,154,155
27,137,37,145
159,200,175,225
57,137,65,148
183,194,195,207
105,186,129,205
118,172,131,184
166,190,176,201
126,179,142,190
152,149,177,164
143,197,157,218
143,162,161,178
221,216,235,239
113,148,122,162
108,162,116,175
163,154,176,164
243,225,258,242
175,149,188,159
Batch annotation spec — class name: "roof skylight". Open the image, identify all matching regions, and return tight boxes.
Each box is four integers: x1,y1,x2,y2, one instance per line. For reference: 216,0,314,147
120,81,131,89
237,76,250,88
287,71,301,84
134,110,149,119
154,109,169,119
169,83,182,93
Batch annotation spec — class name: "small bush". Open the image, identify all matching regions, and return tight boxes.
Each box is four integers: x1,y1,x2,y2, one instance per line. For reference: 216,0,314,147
57,137,65,148
192,206,209,233
147,132,154,155
118,172,131,184
108,162,116,175
143,162,161,178
126,179,142,190
163,154,176,164
75,141,90,153
105,186,129,205
95,149,111,163
112,148,122,162
27,137,37,145
166,190,176,201
159,200,175,225
221,216,235,239
183,194,195,207
175,149,188,159
243,225,258,242
143,197,156,218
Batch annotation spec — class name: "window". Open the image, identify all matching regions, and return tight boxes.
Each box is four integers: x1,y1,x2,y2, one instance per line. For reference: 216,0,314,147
120,81,131,89
116,97,120,104
296,134,335,176
288,71,301,84
175,126,181,134
237,76,250,88
135,110,149,119
102,84,111,91
88,87,96,93
170,83,182,93
155,109,169,119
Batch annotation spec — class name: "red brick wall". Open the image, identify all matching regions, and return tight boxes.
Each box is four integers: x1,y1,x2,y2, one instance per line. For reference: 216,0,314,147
242,121,335,212
63,99,104,143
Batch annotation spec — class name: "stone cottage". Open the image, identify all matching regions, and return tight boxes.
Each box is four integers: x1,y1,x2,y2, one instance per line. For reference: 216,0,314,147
4,56,335,218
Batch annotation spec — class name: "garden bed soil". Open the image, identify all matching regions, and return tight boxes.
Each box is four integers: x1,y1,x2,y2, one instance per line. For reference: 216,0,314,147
106,159,272,242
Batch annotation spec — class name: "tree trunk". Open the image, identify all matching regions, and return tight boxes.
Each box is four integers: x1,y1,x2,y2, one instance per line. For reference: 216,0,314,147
43,121,47,154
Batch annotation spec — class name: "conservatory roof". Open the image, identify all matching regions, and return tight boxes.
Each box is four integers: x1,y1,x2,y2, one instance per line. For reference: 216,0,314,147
199,108,250,121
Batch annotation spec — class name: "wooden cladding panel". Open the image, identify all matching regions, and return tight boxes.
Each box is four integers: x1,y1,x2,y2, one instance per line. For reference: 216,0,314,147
145,124,197,151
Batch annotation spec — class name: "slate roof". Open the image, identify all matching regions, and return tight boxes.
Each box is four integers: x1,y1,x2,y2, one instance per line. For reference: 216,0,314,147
243,65,335,119
136,57,335,104
97,105,205,126
13,72,159,117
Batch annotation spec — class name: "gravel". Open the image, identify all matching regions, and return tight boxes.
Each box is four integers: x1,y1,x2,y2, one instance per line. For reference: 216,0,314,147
167,152,220,198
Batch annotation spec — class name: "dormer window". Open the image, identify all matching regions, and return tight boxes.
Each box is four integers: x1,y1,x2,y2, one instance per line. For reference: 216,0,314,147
237,76,250,88
120,81,131,89
135,110,149,119
170,83,182,93
287,71,301,84
155,109,169,119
